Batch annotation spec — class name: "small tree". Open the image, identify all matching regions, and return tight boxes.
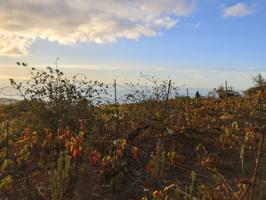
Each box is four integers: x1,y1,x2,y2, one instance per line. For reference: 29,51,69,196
195,91,201,98
245,74,266,96
10,63,108,131
253,73,266,87
123,73,179,103
215,85,239,98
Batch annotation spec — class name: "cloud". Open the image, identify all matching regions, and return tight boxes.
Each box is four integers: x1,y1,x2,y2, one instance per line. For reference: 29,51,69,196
223,3,252,17
186,22,201,29
0,33,34,56
0,0,195,56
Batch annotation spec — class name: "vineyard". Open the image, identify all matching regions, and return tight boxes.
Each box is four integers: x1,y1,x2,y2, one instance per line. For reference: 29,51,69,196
1,65,266,200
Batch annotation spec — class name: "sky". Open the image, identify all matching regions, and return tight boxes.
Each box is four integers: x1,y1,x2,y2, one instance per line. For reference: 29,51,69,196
0,0,266,95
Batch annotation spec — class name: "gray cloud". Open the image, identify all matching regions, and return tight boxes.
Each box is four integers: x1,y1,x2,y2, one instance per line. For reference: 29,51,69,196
0,0,195,56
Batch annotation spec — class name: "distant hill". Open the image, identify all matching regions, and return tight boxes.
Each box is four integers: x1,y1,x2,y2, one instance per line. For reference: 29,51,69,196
0,98,20,105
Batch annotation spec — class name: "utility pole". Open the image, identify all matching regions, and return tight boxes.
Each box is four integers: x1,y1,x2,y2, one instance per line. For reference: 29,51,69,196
225,80,228,96
225,80,229,112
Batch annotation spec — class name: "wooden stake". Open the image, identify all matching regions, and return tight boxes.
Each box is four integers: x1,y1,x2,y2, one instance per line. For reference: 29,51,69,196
6,120,9,159
162,80,172,135
250,131,265,200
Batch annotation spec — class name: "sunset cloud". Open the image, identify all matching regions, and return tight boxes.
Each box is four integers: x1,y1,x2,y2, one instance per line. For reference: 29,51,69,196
0,0,195,56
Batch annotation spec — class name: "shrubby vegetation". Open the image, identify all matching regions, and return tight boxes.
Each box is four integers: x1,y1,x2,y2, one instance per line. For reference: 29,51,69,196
245,74,266,96
9,63,108,131
1,64,266,200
